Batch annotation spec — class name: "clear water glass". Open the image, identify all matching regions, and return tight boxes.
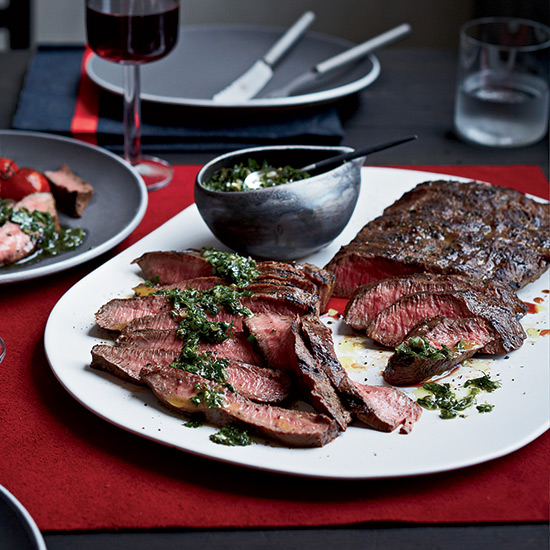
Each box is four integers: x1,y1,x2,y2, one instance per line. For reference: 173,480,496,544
454,17,550,148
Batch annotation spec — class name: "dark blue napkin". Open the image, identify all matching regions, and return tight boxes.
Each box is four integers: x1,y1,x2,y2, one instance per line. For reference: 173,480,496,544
12,46,345,152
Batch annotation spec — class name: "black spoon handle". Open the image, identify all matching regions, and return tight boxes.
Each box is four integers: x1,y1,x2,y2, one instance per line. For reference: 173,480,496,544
300,134,418,173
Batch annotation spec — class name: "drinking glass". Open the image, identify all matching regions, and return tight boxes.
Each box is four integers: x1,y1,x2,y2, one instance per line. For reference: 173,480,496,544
86,0,180,190
454,17,550,148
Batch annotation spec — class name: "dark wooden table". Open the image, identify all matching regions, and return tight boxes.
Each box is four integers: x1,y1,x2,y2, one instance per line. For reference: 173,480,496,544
1,46,548,550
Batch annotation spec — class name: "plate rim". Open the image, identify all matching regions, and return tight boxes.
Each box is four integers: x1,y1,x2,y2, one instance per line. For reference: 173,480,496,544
0,129,148,285
86,23,381,109
43,167,550,479
0,485,47,550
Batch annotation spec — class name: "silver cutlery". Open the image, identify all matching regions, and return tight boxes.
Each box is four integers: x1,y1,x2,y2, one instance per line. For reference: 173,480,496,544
265,22,412,98
212,11,315,103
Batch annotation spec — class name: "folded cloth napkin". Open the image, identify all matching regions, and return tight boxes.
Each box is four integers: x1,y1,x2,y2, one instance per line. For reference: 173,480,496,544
12,46,345,151
0,165,548,532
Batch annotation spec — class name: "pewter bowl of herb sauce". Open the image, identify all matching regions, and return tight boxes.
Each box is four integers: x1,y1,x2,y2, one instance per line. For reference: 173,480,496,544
195,145,363,260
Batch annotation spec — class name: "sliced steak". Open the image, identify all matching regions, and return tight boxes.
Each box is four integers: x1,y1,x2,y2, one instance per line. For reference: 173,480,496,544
133,276,224,296
123,312,179,333
293,323,352,430
344,273,526,331
244,312,297,371
384,316,497,386
91,344,290,403
350,382,423,434
244,312,351,430
116,329,264,366
133,250,332,309
133,250,212,283
95,295,173,331
91,344,178,383
326,180,550,296
44,164,94,217
141,365,339,447
300,314,421,433
244,285,319,316
294,262,336,310
366,290,526,353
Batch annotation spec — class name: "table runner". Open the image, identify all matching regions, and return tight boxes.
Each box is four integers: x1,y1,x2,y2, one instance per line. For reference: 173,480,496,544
0,165,548,532
12,46,345,151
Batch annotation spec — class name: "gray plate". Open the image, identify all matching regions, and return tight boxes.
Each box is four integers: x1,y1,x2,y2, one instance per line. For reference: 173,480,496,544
0,130,147,285
0,486,46,550
86,24,380,109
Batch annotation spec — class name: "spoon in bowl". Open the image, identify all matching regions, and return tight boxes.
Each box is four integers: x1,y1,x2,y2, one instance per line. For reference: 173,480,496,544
242,134,418,190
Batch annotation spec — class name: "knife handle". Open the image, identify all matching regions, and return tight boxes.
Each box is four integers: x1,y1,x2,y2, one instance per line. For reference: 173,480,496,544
315,23,412,75
263,11,316,67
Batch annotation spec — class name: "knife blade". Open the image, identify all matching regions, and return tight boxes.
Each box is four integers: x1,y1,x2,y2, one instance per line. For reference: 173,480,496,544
265,23,412,98
212,11,315,103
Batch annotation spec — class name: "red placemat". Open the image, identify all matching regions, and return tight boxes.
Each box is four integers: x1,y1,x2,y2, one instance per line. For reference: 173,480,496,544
0,165,548,532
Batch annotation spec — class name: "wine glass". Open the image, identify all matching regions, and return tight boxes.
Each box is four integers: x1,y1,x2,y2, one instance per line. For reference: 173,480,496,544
86,0,180,191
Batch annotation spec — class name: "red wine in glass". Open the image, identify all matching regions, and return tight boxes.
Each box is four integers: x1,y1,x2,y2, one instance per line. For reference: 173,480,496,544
86,0,180,190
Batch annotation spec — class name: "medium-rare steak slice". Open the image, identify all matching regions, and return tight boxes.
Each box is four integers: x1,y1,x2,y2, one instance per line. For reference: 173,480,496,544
326,180,550,296
133,250,212,283
98,294,248,333
299,314,422,433
123,312,179,333
133,277,224,296
44,164,94,217
350,382,423,434
141,365,339,447
96,283,317,333
344,273,526,331
91,344,290,403
95,295,173,331
244,313,351,430
366,290,526,353
91,344,179,383
116,329,264,366
133,250,333,308
384,316,496,386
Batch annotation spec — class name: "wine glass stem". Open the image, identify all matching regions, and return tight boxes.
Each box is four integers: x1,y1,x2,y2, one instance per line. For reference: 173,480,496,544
123,63,142,166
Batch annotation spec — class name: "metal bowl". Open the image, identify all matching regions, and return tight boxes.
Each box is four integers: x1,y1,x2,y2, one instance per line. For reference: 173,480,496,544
195,145,363,260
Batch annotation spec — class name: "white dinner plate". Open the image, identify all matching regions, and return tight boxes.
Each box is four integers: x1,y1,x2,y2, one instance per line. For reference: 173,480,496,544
0,130,147,285
86,24,380,109
44,168,550,479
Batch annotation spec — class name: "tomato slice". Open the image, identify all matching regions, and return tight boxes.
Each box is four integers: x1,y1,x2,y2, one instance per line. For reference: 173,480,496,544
0,157,18,181
1,168,51,201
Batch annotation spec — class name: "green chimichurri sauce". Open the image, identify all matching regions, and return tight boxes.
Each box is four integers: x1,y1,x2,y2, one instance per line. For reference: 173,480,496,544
191,383,226,409
203,158,310,192
153,283,252,398
0,200,85,266
396,336,466,360
209,425,254,447
417,373,501,419
201,247,259,288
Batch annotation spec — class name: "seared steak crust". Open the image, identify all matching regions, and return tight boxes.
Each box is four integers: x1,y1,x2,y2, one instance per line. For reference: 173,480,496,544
244,313,351,430
326,180,550,297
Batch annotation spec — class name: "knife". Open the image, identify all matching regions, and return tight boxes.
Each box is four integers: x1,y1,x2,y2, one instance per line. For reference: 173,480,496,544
265,23,412,98
212,11,315,103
